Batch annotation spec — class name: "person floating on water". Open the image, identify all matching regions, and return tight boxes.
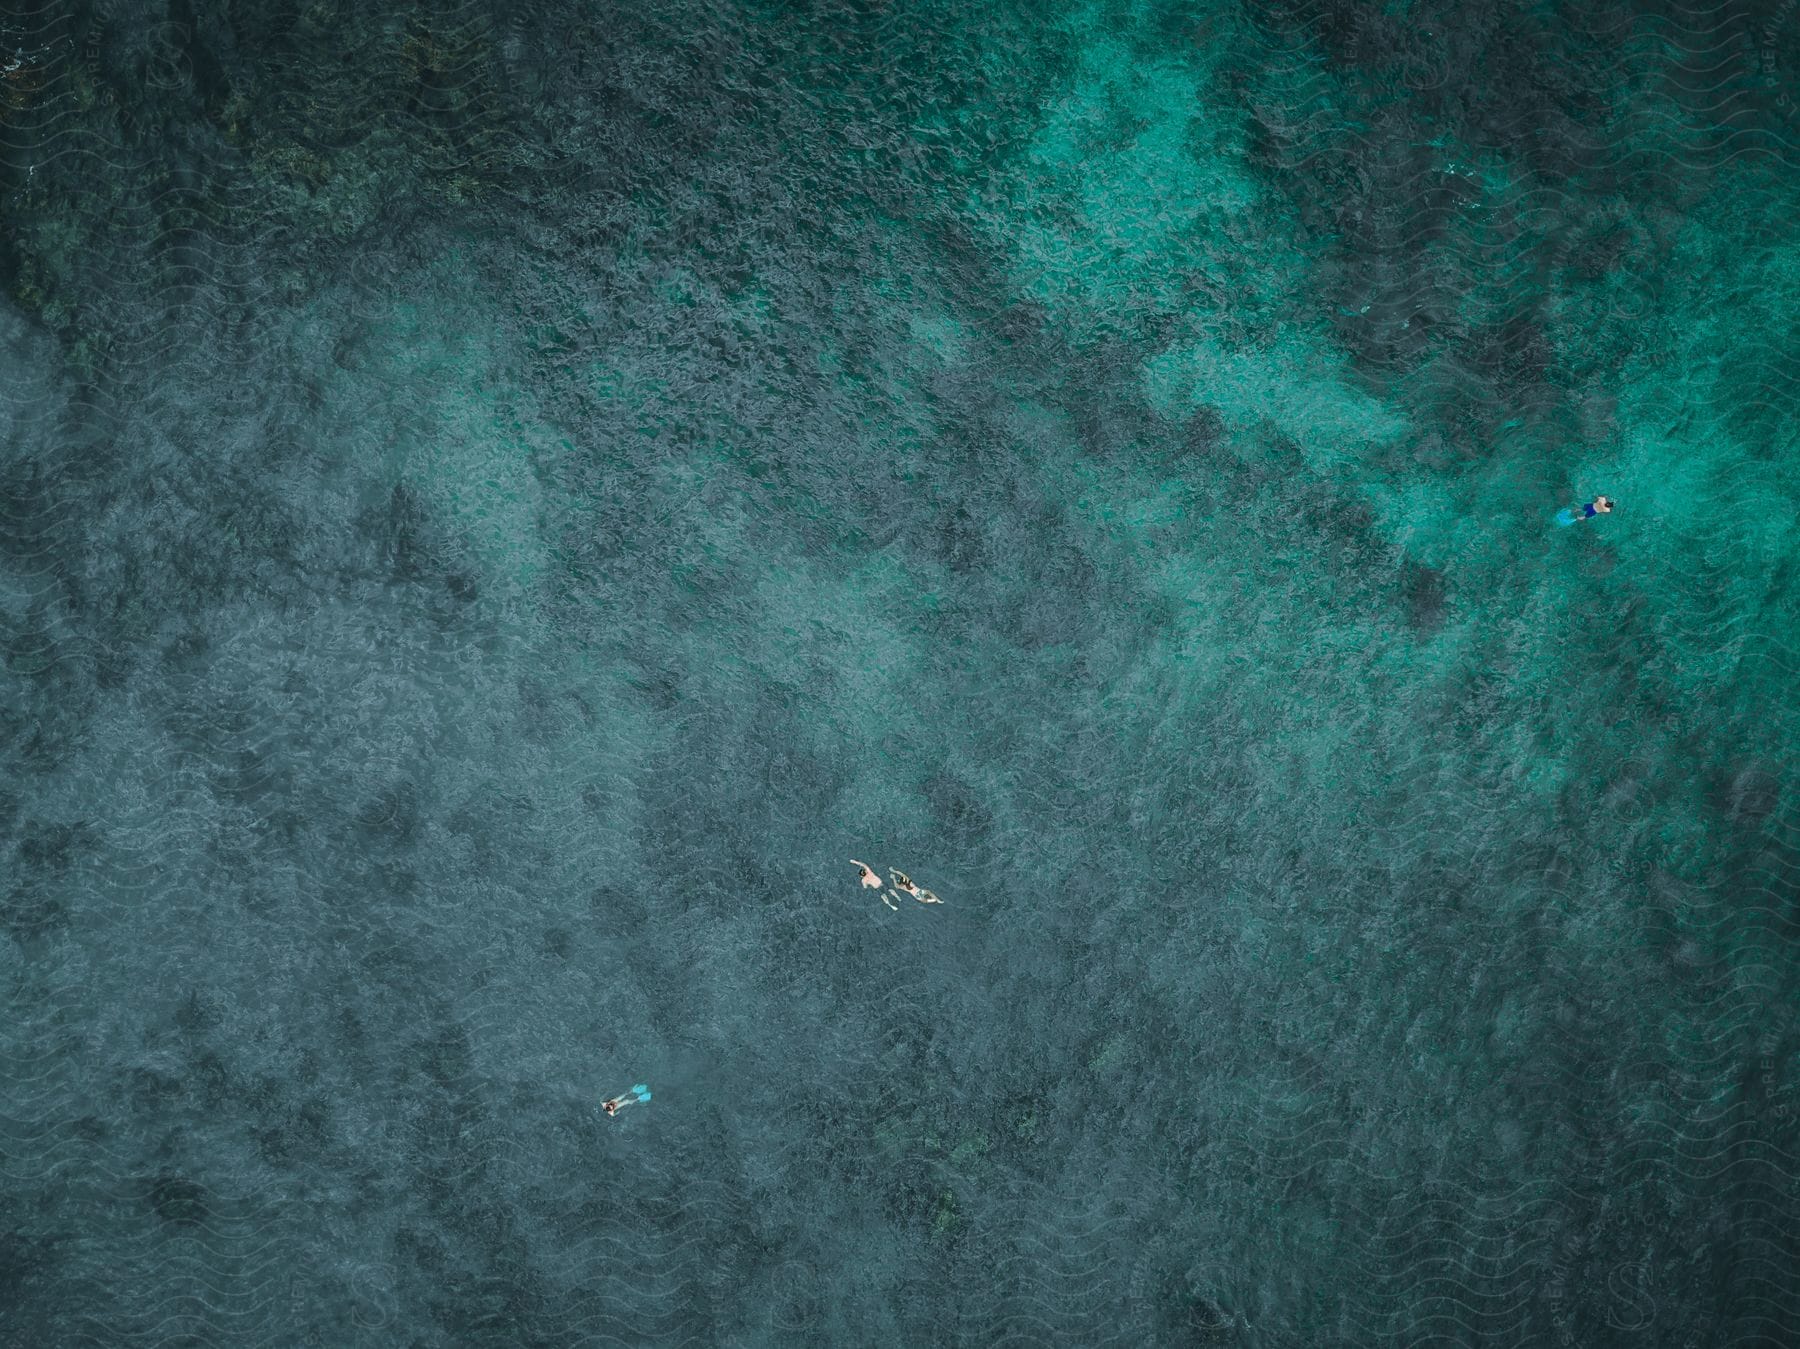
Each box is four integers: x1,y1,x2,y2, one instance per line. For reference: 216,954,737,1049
889,869,943,905
1556,495,1614,527
852,858,900,909
603,1084,651,1117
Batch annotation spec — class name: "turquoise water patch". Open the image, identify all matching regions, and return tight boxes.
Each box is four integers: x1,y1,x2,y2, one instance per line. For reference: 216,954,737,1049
1144,322,1409,472
984,2,1280,323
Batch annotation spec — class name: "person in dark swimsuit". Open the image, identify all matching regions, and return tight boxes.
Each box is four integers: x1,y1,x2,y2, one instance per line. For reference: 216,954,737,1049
889,869,944,904
1556,495,1614,527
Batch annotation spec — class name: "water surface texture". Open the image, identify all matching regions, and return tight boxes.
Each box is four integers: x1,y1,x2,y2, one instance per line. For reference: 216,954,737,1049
4,0,1800,1343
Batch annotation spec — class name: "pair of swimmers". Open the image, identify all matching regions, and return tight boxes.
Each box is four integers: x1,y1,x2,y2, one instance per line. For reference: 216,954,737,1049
852,859,943,911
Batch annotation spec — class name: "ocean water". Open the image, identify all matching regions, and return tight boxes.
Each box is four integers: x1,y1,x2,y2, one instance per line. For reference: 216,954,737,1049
2,0,1798,1343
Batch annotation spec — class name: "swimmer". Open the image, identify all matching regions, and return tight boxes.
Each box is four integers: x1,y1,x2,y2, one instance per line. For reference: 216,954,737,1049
889,869,944,904
603,1084,651,1117
852,858,899,909
1556,495,1614,526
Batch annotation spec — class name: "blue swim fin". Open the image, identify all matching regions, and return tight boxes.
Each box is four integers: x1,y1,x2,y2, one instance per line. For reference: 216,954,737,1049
633,1084,651,1100
1554,507,1578,527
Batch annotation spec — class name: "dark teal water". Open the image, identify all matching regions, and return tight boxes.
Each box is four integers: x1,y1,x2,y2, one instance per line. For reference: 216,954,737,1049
3,1,1799,1344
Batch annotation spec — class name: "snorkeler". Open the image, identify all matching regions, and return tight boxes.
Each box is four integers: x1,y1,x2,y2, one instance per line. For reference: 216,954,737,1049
603,1084,651,1117
1555,495,1614,526
852,858,898,909
889,869,943,904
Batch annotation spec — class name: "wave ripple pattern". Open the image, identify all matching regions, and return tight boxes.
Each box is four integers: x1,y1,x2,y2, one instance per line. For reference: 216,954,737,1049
2,0,1798,1345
